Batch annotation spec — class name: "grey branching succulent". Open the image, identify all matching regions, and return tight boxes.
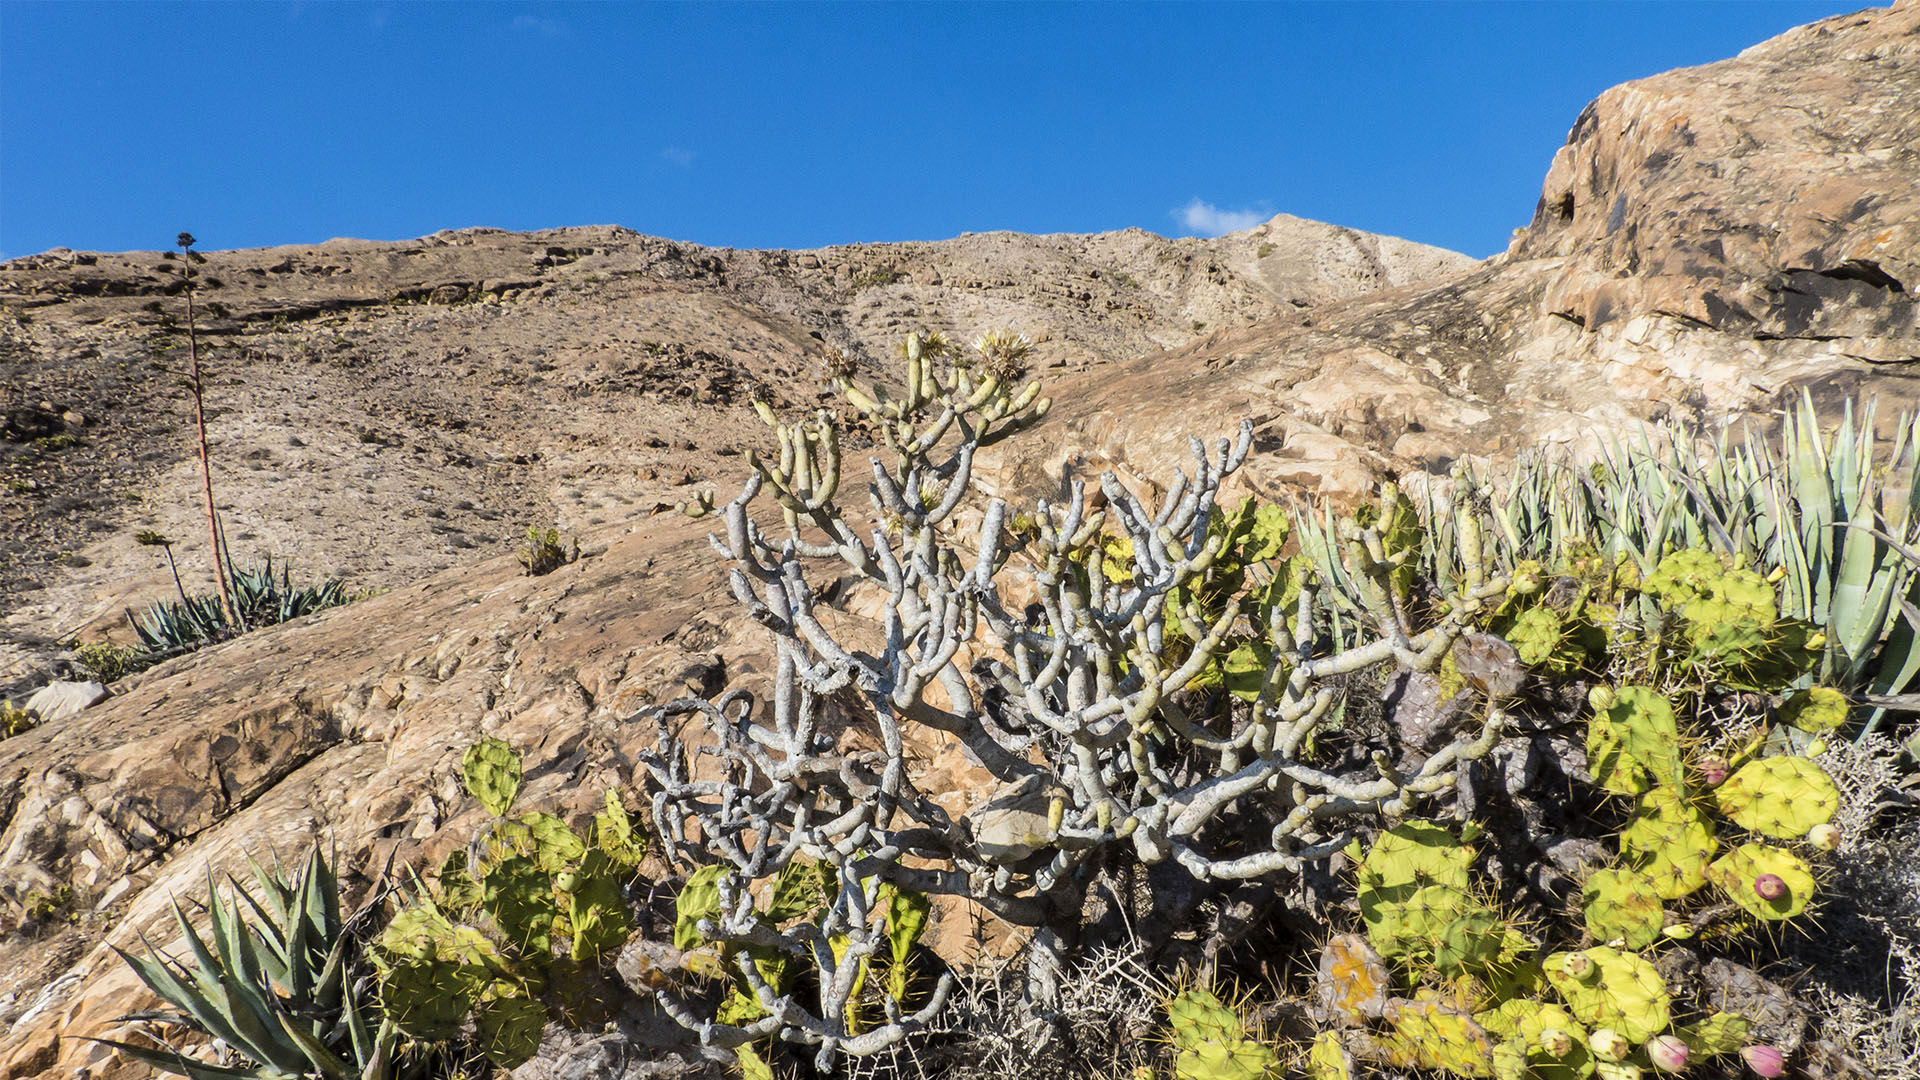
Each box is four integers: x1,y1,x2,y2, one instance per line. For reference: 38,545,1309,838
641,331,1513,1067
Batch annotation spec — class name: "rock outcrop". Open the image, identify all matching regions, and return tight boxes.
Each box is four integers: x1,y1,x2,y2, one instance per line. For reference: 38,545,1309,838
987,1,1920,504
4,3,1920,1077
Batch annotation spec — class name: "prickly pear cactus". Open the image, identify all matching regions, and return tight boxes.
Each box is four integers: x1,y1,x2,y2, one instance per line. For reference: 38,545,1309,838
1586,686,1684,795
1581,869,1665,951
1386,998,1499,1077
1712,756,1839,839
1306,1031,1355,1080
1707,843,1817,920
1777,686,1849,733
376,740,646,1067
1618,789,1717,900
1477,1000,1592,1080
462,736,523,817
1544,948,1670,1045
1165,987,1280,1080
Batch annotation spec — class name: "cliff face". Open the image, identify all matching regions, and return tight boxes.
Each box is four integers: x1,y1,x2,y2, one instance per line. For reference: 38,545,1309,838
1517,4,1919,358
4,4,1920,1077
986,1,1920,508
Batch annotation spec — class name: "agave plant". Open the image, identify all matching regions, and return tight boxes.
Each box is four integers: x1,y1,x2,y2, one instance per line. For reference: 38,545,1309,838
94,848,453,1080
1314,393,1920,737
128,557,353,658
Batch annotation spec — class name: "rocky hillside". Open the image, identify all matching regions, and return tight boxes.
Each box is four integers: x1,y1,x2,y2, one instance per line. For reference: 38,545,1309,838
2,3,1918,1078
0,214,1472,692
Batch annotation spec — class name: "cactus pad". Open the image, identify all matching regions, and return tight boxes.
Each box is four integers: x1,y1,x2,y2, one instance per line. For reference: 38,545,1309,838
1479,999,1594,1080
474,981,547,1068
1432,907,1508,977
1306,1031,1354,1080
483,853,558,956
1587,687,1684,795
1712,756,1839,839
1675,1012,1750,1057
462,737,522,817
1778,687,1850,733
1357,822,1474,893
1166,988,1279,1080
1509,607,1564,668
1544,947,1670,1044
1167,987,1246,1048
1708,843,1816,920
1365,884,1475,963
1386,999,1498,1077
374,907,507,1039
1618,790,1717,900
1582,869,1666,950
1316,934,1393,1024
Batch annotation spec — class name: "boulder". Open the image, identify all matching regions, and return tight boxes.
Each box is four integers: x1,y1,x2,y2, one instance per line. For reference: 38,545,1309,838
20,682,106,725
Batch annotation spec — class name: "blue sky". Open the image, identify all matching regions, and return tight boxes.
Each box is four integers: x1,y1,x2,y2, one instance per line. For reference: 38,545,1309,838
0,2,1873,261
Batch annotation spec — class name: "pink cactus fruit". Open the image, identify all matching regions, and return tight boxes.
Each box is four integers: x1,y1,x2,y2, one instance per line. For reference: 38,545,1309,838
1647,1035,1689,1073
1698,755,1731,786
1753,873,1789,901
1740,1044,1786,1077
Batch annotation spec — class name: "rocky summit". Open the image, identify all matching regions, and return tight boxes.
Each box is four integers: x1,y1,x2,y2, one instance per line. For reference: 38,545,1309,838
2,3,1918,1079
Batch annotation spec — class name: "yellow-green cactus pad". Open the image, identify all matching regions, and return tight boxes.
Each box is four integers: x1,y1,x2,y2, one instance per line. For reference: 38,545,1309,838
1641,549,1725,606
1387,999,1499,1078
474,980,546,1068
1708,843,1816,920
1619,790,1717,899
1479,1000,1594,1079
1778,687,1850,733
1357,822,1474,893
1433,907,1508,976
1544,947,1671,1044
1676,1012,1750,1057
1173,1039,1281,1080
1509,607,1564,668
1713,756,1838,839
1588,687,1684,796
1167,987,1248,1048
1364,884,1475,962
1582,869,1666,950
461,737,523,817
1306,1031,1354,1080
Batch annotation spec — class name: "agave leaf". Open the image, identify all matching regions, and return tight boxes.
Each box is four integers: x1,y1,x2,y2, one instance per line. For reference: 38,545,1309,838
274,1011,355,1080
115,943,247,1052
85,1037,281,1080
1830,508,1892,677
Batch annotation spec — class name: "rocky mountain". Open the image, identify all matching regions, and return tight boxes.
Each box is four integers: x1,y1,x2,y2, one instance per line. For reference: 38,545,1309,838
0,213,1473,692
2,2,1918,1077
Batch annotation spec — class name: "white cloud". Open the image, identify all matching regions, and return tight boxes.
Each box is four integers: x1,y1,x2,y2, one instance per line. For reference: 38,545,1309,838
511,14,567,37
660,147,697,168
1173,199,1266,237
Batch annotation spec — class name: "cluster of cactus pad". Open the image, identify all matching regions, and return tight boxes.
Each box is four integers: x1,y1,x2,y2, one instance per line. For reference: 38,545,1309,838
1151,548,1849,1078
371,738,646,1068
1299,703,1837,1073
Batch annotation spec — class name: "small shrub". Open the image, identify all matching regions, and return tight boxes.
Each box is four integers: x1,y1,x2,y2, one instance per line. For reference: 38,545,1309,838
1256,242,1275,258
516,526,575,576
1,701,34,739
31,433,77,452
852,263,907,290
72,640,152,683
